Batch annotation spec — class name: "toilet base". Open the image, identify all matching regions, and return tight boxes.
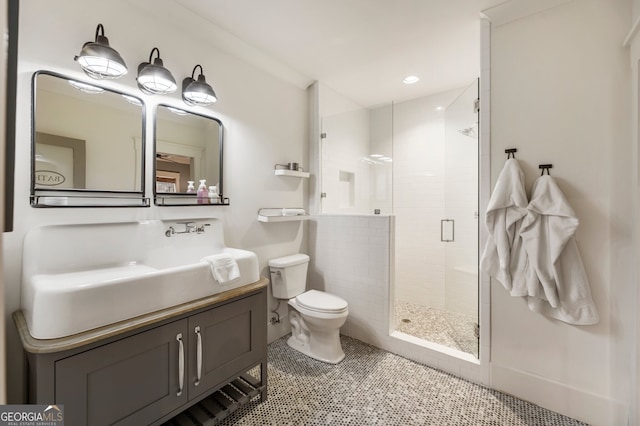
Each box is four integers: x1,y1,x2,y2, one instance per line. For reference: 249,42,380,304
287,334,345,364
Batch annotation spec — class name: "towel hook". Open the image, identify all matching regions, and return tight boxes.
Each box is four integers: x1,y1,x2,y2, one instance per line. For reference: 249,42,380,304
539,164,553,175
505,148,517,159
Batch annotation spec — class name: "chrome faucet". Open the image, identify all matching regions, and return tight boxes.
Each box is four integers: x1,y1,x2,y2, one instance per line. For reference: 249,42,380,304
165,222,209,237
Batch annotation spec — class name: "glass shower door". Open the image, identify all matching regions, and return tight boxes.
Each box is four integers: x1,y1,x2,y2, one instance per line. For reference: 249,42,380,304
443,79,479,357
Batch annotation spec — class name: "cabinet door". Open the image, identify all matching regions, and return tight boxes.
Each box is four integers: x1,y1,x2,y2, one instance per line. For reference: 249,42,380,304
56,319,188,426
188,292,266,399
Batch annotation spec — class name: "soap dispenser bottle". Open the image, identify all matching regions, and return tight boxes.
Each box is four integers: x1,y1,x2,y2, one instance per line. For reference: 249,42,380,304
197,179,208,204
208,186,220,204
186,181,195,193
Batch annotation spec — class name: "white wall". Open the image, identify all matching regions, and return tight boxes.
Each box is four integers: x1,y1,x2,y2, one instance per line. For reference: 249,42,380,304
393,93,448,309
4,0,308,403
308,215,391,346
489,1,632,424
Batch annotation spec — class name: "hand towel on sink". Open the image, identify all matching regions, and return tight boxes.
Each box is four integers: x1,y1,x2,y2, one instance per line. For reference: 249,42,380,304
201,253,240,284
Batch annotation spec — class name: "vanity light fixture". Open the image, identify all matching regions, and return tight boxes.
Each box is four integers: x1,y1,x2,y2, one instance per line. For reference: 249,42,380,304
137,48,177,95
182,65,217,106
74,24,128,79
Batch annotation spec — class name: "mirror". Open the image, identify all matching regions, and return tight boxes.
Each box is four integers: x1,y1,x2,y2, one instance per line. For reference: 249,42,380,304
154,104,225,206
31,71,147,207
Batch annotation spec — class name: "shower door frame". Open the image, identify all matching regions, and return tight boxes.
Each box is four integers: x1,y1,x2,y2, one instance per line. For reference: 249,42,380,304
307,19,491,385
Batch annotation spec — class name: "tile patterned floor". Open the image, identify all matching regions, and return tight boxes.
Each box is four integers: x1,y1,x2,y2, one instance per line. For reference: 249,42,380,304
395,301,479,357
218,335,588,426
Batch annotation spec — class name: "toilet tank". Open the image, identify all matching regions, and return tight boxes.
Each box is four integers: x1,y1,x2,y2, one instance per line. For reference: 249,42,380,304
268,254,310,299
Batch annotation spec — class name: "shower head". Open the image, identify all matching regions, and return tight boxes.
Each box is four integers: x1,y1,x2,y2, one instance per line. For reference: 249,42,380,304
459,122,478,138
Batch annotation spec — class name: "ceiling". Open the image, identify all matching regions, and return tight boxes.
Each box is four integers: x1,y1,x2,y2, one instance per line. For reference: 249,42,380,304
173,0,507,108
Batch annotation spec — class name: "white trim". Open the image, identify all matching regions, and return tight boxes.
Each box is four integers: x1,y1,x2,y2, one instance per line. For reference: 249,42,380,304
481,0,574,27
491,364,628,425
478,17,492,382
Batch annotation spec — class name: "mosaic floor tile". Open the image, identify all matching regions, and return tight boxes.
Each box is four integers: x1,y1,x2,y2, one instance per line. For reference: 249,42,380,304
218,335,587,426
395,301,479,357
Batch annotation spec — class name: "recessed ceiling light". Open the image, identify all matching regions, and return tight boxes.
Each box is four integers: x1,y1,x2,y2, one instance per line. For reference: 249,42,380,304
370,154,384,158
403,75,419,84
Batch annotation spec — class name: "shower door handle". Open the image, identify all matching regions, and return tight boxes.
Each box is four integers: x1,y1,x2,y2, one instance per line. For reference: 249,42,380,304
441,219,454,242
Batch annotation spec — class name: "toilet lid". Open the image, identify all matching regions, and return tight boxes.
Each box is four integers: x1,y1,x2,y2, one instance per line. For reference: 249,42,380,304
296,290,348,313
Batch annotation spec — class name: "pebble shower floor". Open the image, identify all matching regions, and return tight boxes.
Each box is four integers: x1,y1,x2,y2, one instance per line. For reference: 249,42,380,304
217,335,587,426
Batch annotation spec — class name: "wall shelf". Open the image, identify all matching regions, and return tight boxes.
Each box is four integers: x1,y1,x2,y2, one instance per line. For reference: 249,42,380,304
274,169,310,178
257,214,310,223
257,207,309,223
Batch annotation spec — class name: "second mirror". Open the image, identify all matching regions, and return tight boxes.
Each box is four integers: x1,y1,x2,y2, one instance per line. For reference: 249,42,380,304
154,104,226,206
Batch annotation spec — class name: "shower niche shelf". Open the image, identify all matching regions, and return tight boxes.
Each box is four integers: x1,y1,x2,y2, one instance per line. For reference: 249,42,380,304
274,169,309,178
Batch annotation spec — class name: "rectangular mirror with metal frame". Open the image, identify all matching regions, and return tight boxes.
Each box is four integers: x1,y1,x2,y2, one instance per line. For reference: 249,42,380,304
31,70,148,207
154,104,227,206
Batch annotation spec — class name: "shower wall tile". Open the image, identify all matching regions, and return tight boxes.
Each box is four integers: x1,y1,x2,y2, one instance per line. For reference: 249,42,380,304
309,215,392,345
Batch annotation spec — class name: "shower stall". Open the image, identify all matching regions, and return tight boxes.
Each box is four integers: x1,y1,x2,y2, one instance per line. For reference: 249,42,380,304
320,80,479,357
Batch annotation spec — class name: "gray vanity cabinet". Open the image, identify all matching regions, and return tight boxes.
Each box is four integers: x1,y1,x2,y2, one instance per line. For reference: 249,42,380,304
187,293,263,401
55,319,188,426
15,281,268,426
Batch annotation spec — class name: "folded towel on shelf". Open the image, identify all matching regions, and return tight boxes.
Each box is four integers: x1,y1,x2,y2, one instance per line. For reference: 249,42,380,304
282,208,306,216
201,253,240,284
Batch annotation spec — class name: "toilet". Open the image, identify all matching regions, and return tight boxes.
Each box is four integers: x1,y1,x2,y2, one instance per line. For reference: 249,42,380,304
269,254,349,364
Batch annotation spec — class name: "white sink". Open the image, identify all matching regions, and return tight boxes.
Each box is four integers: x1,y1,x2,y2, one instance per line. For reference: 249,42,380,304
21,220,260,339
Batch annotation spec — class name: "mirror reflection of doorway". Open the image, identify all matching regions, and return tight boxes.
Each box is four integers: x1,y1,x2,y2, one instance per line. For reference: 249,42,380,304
156,153,193,192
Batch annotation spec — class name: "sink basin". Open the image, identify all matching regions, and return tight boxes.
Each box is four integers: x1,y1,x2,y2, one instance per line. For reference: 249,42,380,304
21,220,260,339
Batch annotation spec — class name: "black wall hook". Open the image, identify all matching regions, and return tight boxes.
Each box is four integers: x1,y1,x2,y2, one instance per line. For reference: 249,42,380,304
505,148,517,159
539,164,553,175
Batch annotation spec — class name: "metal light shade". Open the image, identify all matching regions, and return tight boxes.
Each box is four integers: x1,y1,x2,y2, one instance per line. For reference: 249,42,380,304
182,65,217,106
137,48,177,95
74,24,127,79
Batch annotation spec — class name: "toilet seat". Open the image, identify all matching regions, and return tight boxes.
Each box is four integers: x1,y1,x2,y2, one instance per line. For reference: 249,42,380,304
295,289,348,314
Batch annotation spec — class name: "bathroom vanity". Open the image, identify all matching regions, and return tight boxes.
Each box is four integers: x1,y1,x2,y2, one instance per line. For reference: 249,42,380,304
14,278,268,426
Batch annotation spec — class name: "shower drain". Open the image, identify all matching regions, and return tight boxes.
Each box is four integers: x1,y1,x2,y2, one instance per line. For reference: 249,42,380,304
401,318,411,323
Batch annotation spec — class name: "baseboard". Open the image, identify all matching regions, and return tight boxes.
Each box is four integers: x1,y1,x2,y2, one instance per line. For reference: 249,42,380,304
491,364,628,426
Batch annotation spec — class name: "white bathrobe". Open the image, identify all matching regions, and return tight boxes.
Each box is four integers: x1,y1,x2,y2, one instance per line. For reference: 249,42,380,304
480,158,529,295
519,175,599,325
